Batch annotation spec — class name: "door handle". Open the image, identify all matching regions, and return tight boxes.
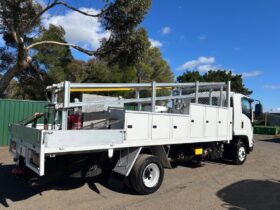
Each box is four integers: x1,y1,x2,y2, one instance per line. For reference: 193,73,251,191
241,122,244,128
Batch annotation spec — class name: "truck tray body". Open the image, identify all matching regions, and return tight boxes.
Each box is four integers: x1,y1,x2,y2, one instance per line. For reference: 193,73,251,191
9,103,232,176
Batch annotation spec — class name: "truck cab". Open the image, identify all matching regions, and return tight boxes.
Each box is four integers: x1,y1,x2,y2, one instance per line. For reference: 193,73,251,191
232,93,254,150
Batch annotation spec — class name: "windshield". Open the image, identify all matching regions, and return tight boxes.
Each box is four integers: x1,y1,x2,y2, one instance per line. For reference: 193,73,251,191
241,97,252,119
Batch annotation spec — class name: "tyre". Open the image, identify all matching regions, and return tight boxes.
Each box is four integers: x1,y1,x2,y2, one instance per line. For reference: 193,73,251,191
130,154,164,195
233,141,247,165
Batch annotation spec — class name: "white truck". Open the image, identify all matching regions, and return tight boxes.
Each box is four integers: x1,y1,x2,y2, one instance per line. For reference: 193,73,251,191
8,81,262,194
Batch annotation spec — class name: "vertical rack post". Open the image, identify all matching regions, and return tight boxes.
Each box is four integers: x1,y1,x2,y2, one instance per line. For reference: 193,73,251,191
220,85,223,107
152,81,156,112
209,88,212,105
135,88,141,111
51,91,58,130
171,87,175,109
51,92,56,104
178,88,182,106
178,88,182,96
195,81,199,103
62,81,70,130
226,81,231,108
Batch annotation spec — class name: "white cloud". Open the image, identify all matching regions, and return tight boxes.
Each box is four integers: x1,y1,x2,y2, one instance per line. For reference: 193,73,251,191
177,57,262,79
43,8,110,50
149,38,163,48
241,70,262,78
198,35,207,41
264,84,280,89
176,56,218,72
161,26,171,35
197,64,215,72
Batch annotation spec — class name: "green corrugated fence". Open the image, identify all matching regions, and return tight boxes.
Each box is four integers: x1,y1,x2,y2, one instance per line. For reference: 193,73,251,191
0,99,49,146
254,126,279,135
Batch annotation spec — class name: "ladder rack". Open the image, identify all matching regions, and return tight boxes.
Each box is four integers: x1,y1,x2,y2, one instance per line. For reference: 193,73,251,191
47,81,231,130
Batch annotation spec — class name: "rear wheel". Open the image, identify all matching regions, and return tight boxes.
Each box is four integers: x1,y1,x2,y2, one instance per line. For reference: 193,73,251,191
130,154,164,195
233,141,247,165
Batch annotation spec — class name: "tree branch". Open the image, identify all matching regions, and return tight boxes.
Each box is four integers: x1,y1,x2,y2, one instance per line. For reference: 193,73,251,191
29,0,105,30
9,24,24,45
26,41,95,56
57,2,105,18
29,0,60,28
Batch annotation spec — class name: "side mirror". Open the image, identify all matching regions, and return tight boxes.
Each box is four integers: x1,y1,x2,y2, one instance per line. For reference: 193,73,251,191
255,103,263,115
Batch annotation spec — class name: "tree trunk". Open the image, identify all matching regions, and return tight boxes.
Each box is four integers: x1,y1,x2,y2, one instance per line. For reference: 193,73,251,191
0,42,28,98
0,65,24,98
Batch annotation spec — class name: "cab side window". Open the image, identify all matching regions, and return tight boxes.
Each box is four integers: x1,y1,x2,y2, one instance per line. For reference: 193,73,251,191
241,98,251,119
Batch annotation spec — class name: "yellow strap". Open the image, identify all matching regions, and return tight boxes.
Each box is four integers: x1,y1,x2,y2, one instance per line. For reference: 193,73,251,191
70,87,172,92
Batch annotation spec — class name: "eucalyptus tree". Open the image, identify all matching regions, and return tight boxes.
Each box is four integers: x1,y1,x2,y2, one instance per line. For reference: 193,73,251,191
0,0,152,97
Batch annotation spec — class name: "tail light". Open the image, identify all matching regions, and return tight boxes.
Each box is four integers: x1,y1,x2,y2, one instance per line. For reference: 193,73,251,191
31,152,40,167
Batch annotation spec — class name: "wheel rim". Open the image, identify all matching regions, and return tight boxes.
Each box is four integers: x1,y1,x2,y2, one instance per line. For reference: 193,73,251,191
238,146,246,162
142,163,160,188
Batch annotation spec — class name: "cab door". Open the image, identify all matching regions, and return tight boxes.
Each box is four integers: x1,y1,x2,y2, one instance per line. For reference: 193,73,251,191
232,94,253,145
241,97,253,142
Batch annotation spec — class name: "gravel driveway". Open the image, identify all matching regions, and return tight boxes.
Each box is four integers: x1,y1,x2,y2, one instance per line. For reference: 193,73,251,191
0,135,280,210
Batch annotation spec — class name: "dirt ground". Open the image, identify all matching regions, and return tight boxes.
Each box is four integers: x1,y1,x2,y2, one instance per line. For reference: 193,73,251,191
1,135,280,210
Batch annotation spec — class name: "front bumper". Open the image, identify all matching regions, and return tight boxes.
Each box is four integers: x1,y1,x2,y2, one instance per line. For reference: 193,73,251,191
249,146,254,152
249,139,254,152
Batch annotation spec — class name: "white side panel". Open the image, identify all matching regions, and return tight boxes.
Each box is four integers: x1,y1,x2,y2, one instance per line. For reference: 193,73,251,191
205,107,217,137
172,116,189,139
45,130,124,148
125,113,149,140
218,108,228,137
229,107,233,140
40,108,232,155
190,105,204,138
152,115,170,139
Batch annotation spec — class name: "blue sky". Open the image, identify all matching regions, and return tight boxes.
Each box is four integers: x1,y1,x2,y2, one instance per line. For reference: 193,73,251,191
1,0,280,111
141,0,280,111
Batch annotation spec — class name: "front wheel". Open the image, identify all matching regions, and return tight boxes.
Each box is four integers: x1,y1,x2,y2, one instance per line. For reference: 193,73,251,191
129,154,164,195
233,141,247,165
